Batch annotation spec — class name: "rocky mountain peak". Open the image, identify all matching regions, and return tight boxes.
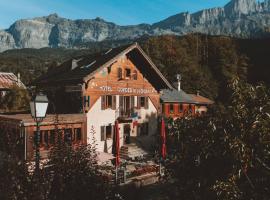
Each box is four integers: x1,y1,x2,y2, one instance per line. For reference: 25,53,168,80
224,0,257,16
0,0,270,52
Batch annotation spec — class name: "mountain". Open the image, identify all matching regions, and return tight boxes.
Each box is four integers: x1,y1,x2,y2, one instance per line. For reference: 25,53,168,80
1,0,270,51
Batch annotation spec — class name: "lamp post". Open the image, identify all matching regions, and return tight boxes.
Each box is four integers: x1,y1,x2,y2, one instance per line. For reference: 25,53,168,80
30,93,49,175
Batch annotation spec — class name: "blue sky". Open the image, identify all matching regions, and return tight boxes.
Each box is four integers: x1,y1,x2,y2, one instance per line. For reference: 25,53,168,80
0,0,260,29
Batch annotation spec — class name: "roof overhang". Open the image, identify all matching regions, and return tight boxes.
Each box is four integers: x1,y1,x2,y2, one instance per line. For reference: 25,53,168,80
83,43,173,91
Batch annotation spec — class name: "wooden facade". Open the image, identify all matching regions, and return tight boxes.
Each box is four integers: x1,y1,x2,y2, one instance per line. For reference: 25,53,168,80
82,54,160,113
0,114,87,160
162,103,196,118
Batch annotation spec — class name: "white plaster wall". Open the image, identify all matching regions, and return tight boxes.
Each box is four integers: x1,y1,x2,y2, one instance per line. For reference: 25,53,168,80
136,98,158,150
86,95,158,153
86,95,123,153
137,98,158,135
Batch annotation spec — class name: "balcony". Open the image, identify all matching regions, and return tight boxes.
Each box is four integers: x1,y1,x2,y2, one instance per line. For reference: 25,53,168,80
116,108,140,121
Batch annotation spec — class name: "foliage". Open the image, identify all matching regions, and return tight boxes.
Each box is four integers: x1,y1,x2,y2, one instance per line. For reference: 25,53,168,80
165,78,270,199
0,122,114,200
47,145,109,200
1,35,270,105
140,34,250,102
0,155,30,200
0,85,30,112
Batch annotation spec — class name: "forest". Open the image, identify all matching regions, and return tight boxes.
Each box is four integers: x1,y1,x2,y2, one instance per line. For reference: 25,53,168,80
0,35,270,199
0,34,269,104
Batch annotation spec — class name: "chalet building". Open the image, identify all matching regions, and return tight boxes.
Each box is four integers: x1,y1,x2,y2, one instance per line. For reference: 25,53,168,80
0,114,86,160
160,89,197,119
0,43,213,161
160,80,213,119
34,43,173,155
0,72,25,97
189,92,214,114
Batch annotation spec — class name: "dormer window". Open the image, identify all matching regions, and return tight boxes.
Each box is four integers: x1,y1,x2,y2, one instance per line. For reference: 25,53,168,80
125,68,131,79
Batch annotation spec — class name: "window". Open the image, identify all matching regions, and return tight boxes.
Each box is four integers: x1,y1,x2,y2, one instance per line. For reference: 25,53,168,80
133,70,138,80
137,96,149,109
101,125,114,141
125,68,131,79
44,130,49,146
179,104,183,113
74,128,82,141
40,131,43,143
117,68,122,79
101,95,116,110
50,130,56,144
170,104,174,114
64,129,72,143
107,95,112,108
189,104,193,113
106,126,113,140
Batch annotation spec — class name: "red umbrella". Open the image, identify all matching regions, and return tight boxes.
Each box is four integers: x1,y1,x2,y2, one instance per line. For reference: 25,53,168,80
114,120,120,167
161,117,166,159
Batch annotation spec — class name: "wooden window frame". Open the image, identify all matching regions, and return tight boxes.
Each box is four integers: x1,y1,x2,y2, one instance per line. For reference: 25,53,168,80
101,95,116,110
101,125,114,141
169,104,174,114
179,104,183,113
189,104,193,113
125,68,131,79
137,96,149,109
117,67,122,79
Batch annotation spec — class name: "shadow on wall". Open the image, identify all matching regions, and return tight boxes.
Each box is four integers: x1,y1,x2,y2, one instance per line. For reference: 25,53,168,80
136,111,159,153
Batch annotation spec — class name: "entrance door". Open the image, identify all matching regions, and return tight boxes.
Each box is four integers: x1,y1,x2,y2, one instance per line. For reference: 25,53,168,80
124,124,131,144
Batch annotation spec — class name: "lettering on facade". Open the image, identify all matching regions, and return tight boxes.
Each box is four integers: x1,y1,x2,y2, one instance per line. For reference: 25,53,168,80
99,86,155,94
100,86,112,91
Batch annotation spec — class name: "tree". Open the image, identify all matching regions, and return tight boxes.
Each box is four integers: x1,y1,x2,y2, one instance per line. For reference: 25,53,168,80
165,78,270,199
46,126,112,200
0,85,30,112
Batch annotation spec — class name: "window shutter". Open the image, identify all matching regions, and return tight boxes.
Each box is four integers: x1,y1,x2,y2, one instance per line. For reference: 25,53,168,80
119,96,123,110
112,96,116,110
118,68,122,79
111,125,115,140
131,96,135,108
166,104,170,115
101,126,105,141
101,96,106,110
145,97,149,109
137,96,141,109
83,96,90,108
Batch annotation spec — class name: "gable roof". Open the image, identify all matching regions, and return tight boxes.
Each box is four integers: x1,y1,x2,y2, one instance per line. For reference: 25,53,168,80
189,94,214,105
35,43,173,91
0,72,26,91
160,89,196,103
161,89,214,105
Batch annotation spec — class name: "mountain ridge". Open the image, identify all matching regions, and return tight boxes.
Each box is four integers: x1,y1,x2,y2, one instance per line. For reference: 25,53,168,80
1,0,270,52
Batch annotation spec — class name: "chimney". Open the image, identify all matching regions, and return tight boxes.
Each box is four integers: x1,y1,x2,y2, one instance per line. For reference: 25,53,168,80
17,73,21,87
176,74,181,91
197,90,200,96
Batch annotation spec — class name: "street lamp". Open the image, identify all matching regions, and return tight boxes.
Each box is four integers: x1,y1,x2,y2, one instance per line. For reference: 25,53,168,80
30,93,49,174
